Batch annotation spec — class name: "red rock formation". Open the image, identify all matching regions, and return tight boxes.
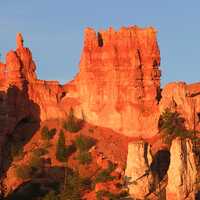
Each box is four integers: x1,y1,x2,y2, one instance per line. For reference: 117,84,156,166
75,26,161,136
2,27,200,140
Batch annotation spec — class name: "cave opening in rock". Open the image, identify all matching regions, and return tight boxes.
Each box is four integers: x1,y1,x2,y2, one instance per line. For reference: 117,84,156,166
195,191,200,200
150,150,170,181
97,32,103,47
15,116,34,128
197,112,200,122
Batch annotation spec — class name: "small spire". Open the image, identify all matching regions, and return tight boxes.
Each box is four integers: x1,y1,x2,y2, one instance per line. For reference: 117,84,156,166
16,32,24,49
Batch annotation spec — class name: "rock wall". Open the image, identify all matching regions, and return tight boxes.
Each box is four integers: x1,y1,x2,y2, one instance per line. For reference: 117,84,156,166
1,26,200,140
75,26,161,137
159,82,200,131
126,138,198,200
166,138,197,200
125,141,153,199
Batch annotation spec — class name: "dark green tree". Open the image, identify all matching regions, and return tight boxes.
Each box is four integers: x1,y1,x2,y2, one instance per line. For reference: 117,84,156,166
56,130,66,162
63,108,82,133
41,126,56,141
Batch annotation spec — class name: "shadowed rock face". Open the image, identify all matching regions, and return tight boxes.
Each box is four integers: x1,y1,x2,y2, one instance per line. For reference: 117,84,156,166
125,139,198,200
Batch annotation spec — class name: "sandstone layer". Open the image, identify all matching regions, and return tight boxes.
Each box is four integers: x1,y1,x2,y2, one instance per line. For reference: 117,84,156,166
75,26,161,137
166,138,197,200
1,26,200,141
125,141,153,199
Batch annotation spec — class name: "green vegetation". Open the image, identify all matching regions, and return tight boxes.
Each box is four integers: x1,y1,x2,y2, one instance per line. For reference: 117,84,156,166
75,134,95,165
159,108,184,135
159,108,194,140
59,171,81,200
96,190,129,200
75,134,95,152
29,153,43,170
15,165,33,180
76,151,92,165
41,126,57,141
56,130,67,162
63,108,82,133
33,147,48,157
95,162,116,184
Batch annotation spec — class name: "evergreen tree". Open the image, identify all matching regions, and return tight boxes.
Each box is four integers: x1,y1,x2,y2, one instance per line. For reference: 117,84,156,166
56,130,66,162
63,108,82,133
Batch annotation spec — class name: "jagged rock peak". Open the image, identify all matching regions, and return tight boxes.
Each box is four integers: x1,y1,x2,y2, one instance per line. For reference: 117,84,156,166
81,25,160,67
16,32,24,49
77,25,161,136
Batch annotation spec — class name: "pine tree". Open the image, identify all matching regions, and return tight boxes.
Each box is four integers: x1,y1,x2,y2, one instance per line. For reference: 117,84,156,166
56,130,66,162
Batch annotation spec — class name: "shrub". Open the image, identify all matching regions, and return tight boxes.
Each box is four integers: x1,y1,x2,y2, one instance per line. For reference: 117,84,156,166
29,153,43,170
33,148,48,157
159,108,193,139
56,130,67,162
59,171,81,200
41,126,57,141
77,151,92,165
15,165,32,180
94,162,116,184
75,134,95,152
63,108,82,133
80,177,92,190
65,144,76,158
96,190,128,200
159,109,184,135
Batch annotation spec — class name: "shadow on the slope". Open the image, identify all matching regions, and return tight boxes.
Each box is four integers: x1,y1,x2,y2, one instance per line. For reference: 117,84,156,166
5,166,73,200
0,83,41,196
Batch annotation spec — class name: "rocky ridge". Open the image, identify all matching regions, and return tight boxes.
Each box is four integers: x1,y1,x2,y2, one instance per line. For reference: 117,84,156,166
0,26,200,199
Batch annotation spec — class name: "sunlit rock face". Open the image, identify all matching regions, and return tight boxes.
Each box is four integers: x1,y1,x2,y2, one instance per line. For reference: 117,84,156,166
160,82,200,131
166,138,197,200
75,26,161,137
125,141,153,199
2,27,200,140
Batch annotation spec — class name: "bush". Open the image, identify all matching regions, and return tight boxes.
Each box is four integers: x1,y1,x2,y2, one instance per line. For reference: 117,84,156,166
63,108,82,133
41,126,57,141
77,151,92,165
15,165,32,180
59,171,81,200
159,109,183,134
159,108,192,139
29,153,43,170
95,162,116,184
80,177,92,190
96,190,128,200
65,144,76,158
33,148,48,157
75,134,95,152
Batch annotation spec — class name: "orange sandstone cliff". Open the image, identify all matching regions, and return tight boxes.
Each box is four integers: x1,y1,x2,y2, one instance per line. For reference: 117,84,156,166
1,26,200,141
1,26,200,199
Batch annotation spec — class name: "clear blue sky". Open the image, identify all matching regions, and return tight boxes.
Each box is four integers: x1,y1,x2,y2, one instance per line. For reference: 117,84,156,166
0,0,200,86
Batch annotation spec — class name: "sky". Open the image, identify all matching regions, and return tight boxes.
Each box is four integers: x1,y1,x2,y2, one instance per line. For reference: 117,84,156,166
0,0,200,86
